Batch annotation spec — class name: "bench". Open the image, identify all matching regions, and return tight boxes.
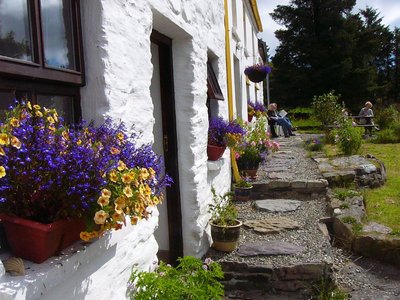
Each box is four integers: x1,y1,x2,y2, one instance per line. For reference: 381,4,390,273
325,116,379,135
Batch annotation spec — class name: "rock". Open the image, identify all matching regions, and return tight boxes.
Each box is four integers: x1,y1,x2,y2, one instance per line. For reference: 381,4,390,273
237,241,304,257
333,208,342,216
244,218,300,234
254,199,302,213
291,180,307,189
363,222,392,234
267,181,291,189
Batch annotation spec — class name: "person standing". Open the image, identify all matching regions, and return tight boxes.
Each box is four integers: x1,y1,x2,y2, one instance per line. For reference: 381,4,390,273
359,101,374,136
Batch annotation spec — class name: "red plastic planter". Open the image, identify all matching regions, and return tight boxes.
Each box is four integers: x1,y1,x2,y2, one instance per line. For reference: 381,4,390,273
1,215,84,263
207,144,226,161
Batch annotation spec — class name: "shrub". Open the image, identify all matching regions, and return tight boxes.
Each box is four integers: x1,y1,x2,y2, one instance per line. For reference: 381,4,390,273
305,138,324,151
373,129,399,144
128,256,224,300
374,105,400,130
311,91,342,126
334,118,363,155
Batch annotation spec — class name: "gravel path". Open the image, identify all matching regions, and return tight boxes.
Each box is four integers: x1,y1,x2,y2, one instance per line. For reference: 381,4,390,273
212,134,400,299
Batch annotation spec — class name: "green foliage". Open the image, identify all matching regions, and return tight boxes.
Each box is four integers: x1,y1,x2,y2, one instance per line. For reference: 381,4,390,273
341,216,363,234
312,92,342,126
209,187,238,226
374,105,400,130
360,143,400,232
128,256,224,300
305,138,324,151
334,118,363,155
333,188,361,201
234,179,253,188
373,129,400,144
313,278,348,300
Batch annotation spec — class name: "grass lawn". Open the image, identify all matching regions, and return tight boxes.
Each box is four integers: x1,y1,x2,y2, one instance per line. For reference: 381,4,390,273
359,143,400,233
324,143,400,233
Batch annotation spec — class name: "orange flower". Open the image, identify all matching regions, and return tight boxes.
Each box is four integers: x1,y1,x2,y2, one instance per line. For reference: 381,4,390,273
47,116,55,124
110,147,120,155
130,216,139,225
33,104,41,110
11,136,21,149
80,231,92,241
112,212,125,222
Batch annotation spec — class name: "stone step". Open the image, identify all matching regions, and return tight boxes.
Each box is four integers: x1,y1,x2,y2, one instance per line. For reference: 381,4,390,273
221,261,332,295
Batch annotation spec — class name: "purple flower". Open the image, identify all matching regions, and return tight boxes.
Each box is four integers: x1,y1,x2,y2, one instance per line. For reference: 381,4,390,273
244,64,272,75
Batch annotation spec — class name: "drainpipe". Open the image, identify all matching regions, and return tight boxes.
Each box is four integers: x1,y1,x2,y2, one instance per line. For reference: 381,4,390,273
224,0,241,183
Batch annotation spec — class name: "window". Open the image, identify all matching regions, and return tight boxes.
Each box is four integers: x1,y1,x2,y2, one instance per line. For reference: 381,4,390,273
207,62,224,101
0,0,84,121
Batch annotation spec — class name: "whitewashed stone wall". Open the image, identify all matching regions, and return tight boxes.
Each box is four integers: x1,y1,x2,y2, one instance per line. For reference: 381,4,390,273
0,0,240,298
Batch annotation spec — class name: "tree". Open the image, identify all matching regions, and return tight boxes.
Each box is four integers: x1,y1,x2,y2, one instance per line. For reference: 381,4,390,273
269,1,395,109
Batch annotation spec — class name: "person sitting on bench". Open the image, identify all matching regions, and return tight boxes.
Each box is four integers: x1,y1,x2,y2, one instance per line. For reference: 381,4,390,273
267,103,295,138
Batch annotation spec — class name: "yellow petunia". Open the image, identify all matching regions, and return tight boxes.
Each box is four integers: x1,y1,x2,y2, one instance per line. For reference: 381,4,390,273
33,104,41,110
148,167,155,178
121,173,133,184
27,101,32,110
0,166,6,178
114,196,126,214
35,111,43,118
10,118,20,128
53,112,58,122
97,196,109,207
11,136,21,149
0,134,9,145
62,130,69,140
76,139,82,146
0,146,5,156
123,186,133,198
47,116,55,124
130,216,139,225
110,147,120,155
101,188,111,198
94,210,109,225
117,160,126,171
117,132,124,141
109,170,118,182
139,168,150,180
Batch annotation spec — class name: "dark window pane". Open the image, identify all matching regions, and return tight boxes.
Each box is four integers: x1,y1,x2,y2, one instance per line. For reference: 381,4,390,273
0,90,31,119
0,0,33,61
37,94,74,123
41,0,76,70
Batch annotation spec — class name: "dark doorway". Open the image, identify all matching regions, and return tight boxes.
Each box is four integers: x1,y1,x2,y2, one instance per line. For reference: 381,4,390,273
150,30,183,263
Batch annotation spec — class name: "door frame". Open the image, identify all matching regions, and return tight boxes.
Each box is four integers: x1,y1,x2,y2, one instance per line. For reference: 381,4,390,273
150,30,183,263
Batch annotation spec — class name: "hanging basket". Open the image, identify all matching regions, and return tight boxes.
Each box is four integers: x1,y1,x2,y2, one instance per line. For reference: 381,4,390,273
247,69,267,83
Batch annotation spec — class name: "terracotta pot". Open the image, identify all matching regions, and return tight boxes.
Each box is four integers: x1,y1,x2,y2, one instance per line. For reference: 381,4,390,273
247,69,267,83
210,220,242,252
207,144,226,161
1,215,85,263
234,185,253,201
240,168,258,179
248,114,254,122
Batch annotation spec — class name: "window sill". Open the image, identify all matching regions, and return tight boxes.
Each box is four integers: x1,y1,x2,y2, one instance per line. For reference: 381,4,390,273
0,217,153,300
207,158,224,171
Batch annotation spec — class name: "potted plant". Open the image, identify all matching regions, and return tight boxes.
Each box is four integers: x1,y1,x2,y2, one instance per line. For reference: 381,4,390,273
128,256,224,299
234,117,280,179
233,179,253,202
207,117,245,161
244,63,271,83
208,187,242,252
0,102,171,263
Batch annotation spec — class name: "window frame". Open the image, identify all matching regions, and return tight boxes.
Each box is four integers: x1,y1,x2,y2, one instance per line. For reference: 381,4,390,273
0,0,85,86
207,62,224,101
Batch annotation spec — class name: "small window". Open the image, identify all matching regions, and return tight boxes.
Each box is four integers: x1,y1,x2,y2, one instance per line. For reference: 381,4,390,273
207,62,224,101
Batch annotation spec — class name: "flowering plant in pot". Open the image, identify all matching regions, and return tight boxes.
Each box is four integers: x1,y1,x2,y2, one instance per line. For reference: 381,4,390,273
208,187,241,252
128,256,224,299
244,63,271,83
234,117,280,178
207,117,245,161
0,101,171,263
